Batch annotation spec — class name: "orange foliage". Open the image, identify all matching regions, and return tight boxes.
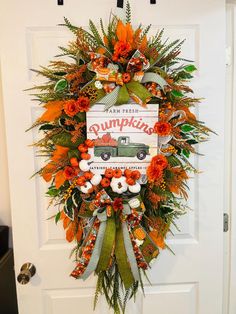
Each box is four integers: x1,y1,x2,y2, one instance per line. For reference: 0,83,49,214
55,170,66,189
61,212,83,243
38,101,64,122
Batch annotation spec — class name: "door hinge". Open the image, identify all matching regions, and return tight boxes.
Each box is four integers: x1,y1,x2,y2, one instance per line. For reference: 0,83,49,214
224,213,229,232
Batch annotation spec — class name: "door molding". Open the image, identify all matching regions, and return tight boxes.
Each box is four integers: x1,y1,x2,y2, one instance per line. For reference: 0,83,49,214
225,2,236,314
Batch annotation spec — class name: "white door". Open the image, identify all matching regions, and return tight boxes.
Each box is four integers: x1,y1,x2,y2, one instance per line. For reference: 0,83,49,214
0,1,225,313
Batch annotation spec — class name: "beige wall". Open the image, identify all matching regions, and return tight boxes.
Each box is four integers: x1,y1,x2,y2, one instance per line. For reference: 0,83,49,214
0,68,12,246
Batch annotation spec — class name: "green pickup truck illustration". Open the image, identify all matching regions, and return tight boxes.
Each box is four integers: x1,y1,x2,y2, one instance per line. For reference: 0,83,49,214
94,134,150,161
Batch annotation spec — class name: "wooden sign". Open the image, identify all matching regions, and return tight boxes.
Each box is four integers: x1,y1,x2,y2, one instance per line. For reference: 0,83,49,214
86,103,158,175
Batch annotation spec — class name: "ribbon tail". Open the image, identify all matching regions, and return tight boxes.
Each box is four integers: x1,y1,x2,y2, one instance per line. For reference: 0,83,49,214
141,72,169,90
80,221,107,280
115,225,135,289
122,222,140,282
96,217,116,272
98,86,120,111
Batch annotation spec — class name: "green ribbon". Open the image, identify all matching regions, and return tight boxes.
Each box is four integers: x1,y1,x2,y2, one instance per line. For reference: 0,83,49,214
126,81,152,103
99,86,120,110
96,217,116,272
141,72,169,90
117,84,129,105
115,224,135,289
122,222,140,281
80,221,107,280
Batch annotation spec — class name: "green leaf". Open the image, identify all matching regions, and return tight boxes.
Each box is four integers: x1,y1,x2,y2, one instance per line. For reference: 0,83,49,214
55,211,61,224
181,124,195,132
64,196,74,220
182,149,190,158
171,90,184,98
184,65,197,73
46,186,60,197
68,149,80,159
39,124,57,131
52,132,85,148
54,79,68,92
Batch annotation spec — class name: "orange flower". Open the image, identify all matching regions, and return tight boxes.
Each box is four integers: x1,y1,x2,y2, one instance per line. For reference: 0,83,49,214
147,164,163,182
101,177,110,187
64,99,80,117
63,166,76,180
151,155,168,170
113,41,132,62
122,72,131,83
76,96,90,112
105,168,114,178
113,198,124,212
154,122,172,136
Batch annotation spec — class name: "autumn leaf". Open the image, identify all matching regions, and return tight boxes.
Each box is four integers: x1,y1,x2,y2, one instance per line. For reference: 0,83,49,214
51,145,69,162
55,170,66,189
38,101,64,122
41,162,57,182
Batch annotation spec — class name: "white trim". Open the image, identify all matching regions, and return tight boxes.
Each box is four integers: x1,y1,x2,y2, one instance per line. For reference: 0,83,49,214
225,3,236,314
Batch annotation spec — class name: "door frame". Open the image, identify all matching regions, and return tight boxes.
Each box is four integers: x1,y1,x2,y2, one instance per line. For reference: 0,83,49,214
225,2,236,314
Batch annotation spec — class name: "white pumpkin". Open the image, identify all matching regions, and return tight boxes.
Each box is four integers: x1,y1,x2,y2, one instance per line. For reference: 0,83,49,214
128,182,141,194
90,174,102,186
79,160,90,172
80,181,93,194
128,198,141,209
110,176,128,194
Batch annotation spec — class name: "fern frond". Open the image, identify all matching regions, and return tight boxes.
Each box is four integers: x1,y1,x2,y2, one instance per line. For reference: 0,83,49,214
126,1,131,23
59,17,79,35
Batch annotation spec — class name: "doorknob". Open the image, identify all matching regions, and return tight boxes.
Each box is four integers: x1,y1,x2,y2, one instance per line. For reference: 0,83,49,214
17,263,36,285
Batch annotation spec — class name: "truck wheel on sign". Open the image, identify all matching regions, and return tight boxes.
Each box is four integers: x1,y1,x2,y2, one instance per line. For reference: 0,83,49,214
137,150,146,160
101,152,111,161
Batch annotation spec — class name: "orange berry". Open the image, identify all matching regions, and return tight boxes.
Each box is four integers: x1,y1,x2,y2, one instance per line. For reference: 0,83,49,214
101,177,110,187
85,139,94,148
84,171,93,180
78,143,88,153
105,168,114,178
81,153,91,160
77,176,86,186
113,169,122,178
126,177,135,185
124,169,132,177
70,157,79,167
131,170,141,180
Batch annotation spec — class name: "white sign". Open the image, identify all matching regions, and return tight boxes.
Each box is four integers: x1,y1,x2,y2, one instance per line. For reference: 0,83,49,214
86,103,158,174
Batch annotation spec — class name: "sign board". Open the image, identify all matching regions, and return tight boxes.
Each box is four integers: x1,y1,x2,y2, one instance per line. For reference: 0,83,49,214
86,103,158,175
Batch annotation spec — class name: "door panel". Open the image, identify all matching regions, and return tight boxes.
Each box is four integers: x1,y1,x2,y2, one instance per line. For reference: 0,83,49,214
0,1,225,313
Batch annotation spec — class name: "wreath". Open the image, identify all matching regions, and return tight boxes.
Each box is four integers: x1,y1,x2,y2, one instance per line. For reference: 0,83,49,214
29,4,212,313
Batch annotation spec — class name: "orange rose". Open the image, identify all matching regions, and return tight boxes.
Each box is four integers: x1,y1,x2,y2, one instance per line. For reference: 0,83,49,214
154,122,172,136
151,155,168,170
112,41,132,62
64,100,80,117
76,96,90,112
63,166,76,180
147,164,163,182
